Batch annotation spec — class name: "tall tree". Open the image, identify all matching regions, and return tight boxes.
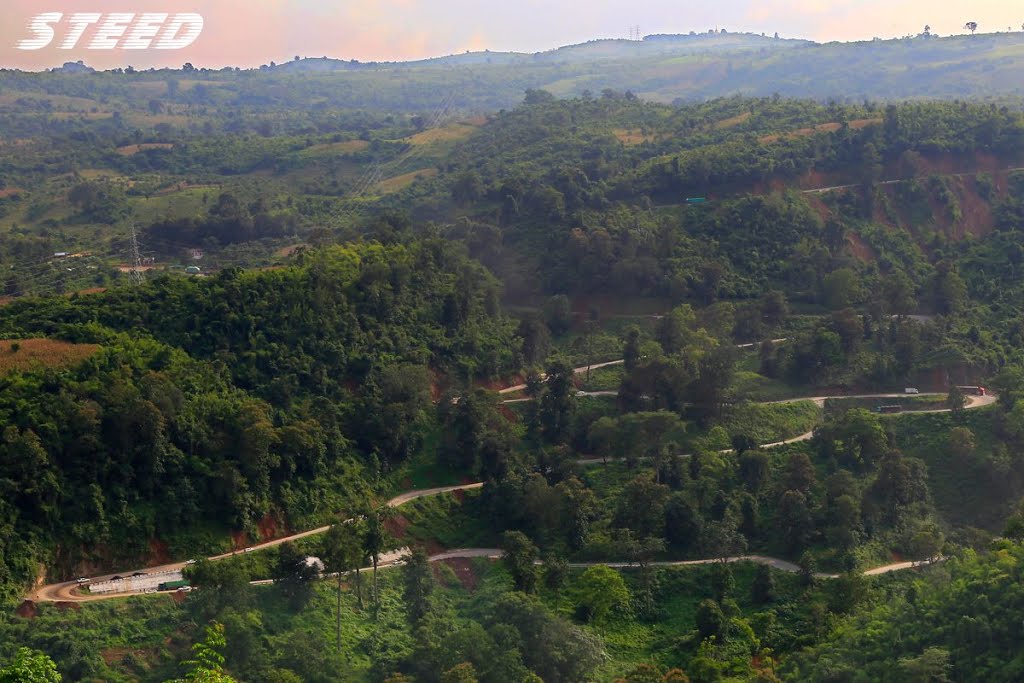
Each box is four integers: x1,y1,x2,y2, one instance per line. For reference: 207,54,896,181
403,547,435,626
572,565,630,622
502,530,540,593
363,507,388,611
273,541,320,611
537,359,576,444
321,521,365,650
751,563,776,604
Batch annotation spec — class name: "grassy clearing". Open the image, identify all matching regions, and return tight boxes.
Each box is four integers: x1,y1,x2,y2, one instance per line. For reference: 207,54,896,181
299,139,370,156
712,111,752,129
395,490,497,550
824,394,946,416
612,128,656,145
374,168,438,193
0,338,100,375
129,186,213,223
720,400,822,444
889,407,1010,531
732,368,801,402
384,430,467,492
758,118,882,144
576,363,625,391
116,143,174,156
403,122,480,146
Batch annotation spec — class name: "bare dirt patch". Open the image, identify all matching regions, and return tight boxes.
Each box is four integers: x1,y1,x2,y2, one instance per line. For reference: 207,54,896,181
274,243,307,258
760,118,881,144
0,338,101,375
257,513,281,541
384,514,411,540
375,168,438,193
613,129,656,145
15,600,37,618
805,194,833,222
154,182,217,196
101,647,149,665
404,122,478,146
713,111,751,129
303,139,370,155
421,539,446,556
846,233,876,262
951,177,994,239
230,530,248,551
437,557,479,590
498,404,519,422
117,143,173,156
148,538,171,565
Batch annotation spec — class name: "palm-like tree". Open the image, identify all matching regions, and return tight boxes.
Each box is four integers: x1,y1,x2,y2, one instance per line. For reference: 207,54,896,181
362,506,389,613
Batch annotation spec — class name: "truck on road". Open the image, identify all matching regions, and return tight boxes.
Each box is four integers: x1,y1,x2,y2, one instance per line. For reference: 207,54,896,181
158,579,190,592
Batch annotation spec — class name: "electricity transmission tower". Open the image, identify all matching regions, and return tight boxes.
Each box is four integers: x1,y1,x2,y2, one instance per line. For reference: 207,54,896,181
129,223,144,285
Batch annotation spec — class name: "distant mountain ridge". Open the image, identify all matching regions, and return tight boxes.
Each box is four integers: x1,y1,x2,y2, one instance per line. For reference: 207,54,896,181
269,31,812,72
7,31,1024,110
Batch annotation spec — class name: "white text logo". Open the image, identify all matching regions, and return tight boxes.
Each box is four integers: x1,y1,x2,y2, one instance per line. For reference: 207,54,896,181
17,12,204,50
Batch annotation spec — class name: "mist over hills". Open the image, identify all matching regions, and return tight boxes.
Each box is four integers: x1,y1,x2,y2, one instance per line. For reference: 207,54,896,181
9,30,1024,111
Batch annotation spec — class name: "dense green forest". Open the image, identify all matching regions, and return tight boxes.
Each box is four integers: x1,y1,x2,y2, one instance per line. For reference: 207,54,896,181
7,41,1024,682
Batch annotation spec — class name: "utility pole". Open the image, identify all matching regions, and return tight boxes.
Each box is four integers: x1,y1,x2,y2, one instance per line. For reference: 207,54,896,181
129,223,143,285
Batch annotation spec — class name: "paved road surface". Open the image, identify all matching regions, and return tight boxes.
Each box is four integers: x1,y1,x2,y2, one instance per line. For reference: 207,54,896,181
497,359,626,395
802,167,1024,195
365,548,942,581
502,340,788,403
574,392,996,465
32,483,483,603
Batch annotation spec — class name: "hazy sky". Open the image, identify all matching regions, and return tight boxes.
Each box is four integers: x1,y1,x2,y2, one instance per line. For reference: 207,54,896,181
2,0,1022,70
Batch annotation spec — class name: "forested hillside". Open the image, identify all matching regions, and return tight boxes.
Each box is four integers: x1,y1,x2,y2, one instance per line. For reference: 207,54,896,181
6,48,1024,683
0,240,517,604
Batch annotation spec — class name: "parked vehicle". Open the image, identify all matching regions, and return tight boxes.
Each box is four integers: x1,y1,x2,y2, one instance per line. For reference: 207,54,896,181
904,388,920,394
158,579,190,591
76,577,90,584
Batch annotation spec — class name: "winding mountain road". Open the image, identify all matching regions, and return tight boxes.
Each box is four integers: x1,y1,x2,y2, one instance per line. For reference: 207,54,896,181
29,350,992,603
497,358,626,395
299,548,943,582
802,167,1024,196
31,483,483,603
